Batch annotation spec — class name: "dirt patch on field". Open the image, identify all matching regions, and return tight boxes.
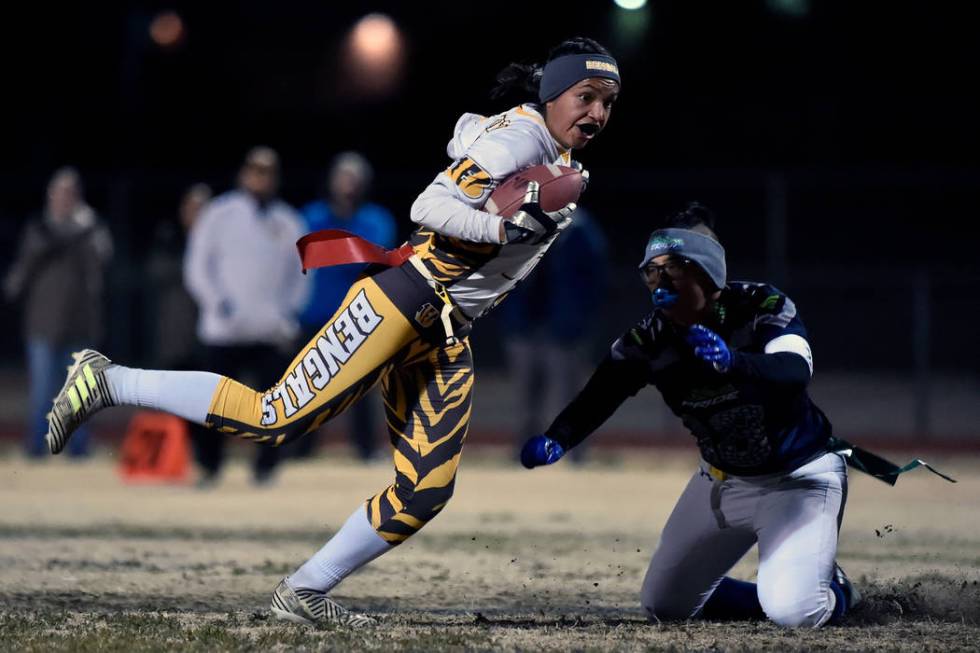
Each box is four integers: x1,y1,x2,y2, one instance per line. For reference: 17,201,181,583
2,452,979,651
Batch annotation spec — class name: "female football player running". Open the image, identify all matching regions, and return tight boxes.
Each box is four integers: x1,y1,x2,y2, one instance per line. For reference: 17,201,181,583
521,203,861,628
45,37,620,627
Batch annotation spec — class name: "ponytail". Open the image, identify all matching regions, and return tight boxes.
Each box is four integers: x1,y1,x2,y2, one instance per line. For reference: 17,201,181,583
490,62,543,102
489,36,613,104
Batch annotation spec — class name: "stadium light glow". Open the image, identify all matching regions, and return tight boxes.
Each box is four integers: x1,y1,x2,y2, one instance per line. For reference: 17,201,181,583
350,13,400,67
766,0,810,18
149,11,185,49
343,13,405,98
611,0,651,57
614,0,647,10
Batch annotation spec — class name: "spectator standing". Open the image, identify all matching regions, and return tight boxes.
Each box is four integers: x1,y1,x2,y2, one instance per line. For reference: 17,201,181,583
3,167,113,458
184,147,308,486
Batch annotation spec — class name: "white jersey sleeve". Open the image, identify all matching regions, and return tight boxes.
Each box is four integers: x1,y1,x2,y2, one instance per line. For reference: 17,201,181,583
408,105,574,318
410,107,560,244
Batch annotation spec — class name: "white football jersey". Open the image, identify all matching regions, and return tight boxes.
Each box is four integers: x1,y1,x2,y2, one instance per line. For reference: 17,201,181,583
409,104,574,319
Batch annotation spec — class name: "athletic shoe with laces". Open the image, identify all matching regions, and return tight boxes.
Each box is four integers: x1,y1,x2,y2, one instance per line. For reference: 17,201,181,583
45,349,115,455
270,578,376,628
834,562,862,611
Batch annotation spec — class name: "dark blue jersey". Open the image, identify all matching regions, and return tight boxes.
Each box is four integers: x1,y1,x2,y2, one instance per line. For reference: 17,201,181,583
547,282,832,475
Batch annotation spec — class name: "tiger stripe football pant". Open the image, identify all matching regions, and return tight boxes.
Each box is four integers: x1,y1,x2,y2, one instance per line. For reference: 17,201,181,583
368,338,472,543
203,262,472,542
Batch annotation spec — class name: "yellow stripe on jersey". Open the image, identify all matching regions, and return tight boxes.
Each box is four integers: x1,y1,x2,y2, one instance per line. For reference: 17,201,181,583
515,104,545,125
410,229,500,285
447,158,493,200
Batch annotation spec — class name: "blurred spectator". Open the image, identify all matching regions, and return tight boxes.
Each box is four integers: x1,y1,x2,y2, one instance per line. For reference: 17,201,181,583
294,151,397,462
184,147,309,486
3,167,113,458
147,183,212,369
500,206,609,464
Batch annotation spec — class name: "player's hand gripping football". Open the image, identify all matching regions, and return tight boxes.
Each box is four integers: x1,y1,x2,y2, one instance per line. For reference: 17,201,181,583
502,181,576,245
686,324,732,373
520,434,566,469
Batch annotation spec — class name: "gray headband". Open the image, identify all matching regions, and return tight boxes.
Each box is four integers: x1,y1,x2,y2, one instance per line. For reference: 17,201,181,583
538,54,621,103
638,228,727,290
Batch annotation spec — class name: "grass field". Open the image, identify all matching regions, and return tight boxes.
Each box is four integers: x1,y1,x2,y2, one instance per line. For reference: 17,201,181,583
1,446,978,651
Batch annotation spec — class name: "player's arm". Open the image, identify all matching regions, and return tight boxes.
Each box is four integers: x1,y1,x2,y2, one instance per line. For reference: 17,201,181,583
730,336,812,385
725,350,812,386
686,289,813,386
547,354,649,450
410,124,540,243
521,325,651,469
410,178,503,243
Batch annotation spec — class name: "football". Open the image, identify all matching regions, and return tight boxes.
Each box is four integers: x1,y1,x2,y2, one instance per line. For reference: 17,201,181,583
484,164,583,218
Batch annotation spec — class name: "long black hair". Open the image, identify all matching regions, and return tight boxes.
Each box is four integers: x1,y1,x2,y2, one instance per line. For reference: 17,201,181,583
490,36,612,104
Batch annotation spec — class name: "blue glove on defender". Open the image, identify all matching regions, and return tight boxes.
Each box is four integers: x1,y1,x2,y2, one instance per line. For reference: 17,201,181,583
686,324,732,373
520,434,566,469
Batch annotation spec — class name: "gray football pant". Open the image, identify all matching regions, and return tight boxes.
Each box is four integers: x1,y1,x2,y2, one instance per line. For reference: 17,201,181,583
641,452,847,628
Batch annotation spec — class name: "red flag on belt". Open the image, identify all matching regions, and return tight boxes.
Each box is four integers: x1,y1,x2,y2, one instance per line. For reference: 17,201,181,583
296,229,415,273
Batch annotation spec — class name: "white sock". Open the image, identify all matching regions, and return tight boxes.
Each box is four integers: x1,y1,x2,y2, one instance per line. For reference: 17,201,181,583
289,506,393,593
104,366,222,425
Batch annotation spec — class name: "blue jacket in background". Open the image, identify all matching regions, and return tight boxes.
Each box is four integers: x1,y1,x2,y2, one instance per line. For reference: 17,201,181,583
299,200,397,329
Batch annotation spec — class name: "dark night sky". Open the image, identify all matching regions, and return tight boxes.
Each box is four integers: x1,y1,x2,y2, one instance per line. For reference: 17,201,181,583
6,1,979,175
1,0,978,369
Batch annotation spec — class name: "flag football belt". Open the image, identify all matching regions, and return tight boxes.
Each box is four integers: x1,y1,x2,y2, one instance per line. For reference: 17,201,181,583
296,229,465,346
826,436,956,486
704,439,956,486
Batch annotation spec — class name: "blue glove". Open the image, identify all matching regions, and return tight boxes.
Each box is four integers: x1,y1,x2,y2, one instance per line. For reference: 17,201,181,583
686,324,732,372
652,287,678,308
520,434,566,469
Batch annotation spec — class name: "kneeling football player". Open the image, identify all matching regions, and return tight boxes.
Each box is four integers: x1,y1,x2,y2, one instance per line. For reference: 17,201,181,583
522,202,860,627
